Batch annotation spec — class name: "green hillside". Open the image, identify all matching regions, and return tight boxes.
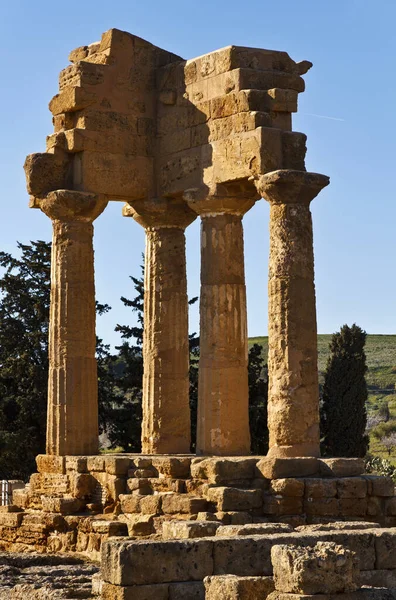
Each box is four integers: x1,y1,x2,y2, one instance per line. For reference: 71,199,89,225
249,334,396,392
249,334,396,461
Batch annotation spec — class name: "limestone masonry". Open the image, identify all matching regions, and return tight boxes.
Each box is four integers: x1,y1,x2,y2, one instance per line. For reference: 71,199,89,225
7,27,394,599
24,28,329,458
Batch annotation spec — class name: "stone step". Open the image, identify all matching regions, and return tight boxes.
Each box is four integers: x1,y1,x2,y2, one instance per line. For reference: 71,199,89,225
205,575,274,599
205,486,263,511
162,520,220,539
102,527,396,587
119,492,208,516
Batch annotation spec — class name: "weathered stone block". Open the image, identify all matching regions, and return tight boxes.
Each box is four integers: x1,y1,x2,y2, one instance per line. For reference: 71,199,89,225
12,489,29,509
0,504,23,514
132,469,157,479
71,473,97,499
270,478,305,497
304,479,337,499
169,581,205,599
216,523,293,537
318,459,365,478
337,478,367,499
206,487,262,511
36,455,66,474
119,494,142,514
59,61,106,90
161,494,207,514
162,520,220,539
122,514,155,536
73,151,153,201
263,495,303,516
269,592,396,600
151,457,191,478
375,530,396,569
24,152,71,197
365,475,395,497
104,457,132,476
271,542,359,594
49,86,97,115
101,581,169,600
91,520,128,536
304,498,339,517
87,456,105,472
65,456,88,473
196,511,219,522
281,131,307,170
132,457,153,469
215,511,252,525
359,568,396,588
140,495,162,515
0,512,24,527
339,498,368,517
257,458,319,479
205,574,274,599
127,478,154,495
213,535,289,576
41,496,83,515
367,496,383,517
102,537,214,585
190,457,257,483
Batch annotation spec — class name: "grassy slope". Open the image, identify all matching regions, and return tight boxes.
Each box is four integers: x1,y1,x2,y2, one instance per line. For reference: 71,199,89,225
249,334,396,387
249,334,396,460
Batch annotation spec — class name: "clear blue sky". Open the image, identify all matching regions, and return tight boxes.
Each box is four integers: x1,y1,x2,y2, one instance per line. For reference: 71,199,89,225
1,0,395,347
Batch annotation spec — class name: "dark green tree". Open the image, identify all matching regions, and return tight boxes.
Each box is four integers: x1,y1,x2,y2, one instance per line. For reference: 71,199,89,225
0,241,51,479
320,324,369,457
378,400,390,423
105,271,144,452
248,343,269,454
0,241,124,477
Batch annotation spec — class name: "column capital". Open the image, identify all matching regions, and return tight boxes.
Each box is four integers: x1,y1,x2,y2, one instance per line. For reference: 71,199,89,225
30,189,108,222
256,169,330,205
123,197,196,230
183,184,256,217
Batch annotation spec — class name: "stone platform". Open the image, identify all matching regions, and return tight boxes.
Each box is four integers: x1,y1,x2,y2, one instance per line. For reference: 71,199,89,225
2,455,396,597
1,454,396,561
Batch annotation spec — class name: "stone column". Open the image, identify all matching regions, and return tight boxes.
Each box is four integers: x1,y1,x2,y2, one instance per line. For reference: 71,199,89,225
185,193,255,456
123,199,196,454
33,190,107,456
256,170,330,458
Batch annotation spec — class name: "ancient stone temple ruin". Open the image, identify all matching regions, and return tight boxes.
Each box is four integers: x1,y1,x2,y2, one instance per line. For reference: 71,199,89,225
1,28,396,599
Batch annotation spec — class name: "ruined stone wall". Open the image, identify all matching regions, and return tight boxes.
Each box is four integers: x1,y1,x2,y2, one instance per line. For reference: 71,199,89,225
2,455,396,561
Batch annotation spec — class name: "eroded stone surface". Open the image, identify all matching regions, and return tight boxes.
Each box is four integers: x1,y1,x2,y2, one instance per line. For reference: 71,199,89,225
25,28,319,457
271,541,359,594
256,170,329,459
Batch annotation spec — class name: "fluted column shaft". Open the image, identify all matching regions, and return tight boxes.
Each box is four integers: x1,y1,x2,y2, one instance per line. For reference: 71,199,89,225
48,220,98,455
197,212,251,455
258,170,330,458
142,226,190,453
34,190,107,456
267,201,319,456
124,198,196,454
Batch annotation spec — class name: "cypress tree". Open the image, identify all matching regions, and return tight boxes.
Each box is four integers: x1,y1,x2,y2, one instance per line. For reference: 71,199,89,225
320,324,368,457
248,344,269,454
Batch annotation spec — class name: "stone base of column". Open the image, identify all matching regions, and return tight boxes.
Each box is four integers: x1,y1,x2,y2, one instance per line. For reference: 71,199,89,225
267,442,321,459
